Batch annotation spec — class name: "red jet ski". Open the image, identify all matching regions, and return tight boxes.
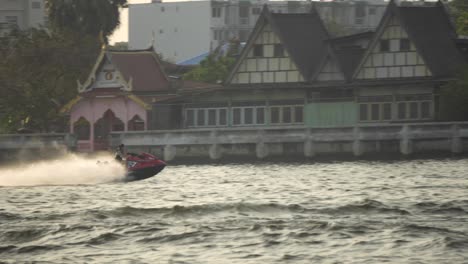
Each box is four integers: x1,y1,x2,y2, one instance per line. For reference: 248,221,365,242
124,152,166,182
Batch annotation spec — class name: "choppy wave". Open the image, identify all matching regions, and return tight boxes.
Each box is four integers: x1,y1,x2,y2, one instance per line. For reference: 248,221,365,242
1,160,468,263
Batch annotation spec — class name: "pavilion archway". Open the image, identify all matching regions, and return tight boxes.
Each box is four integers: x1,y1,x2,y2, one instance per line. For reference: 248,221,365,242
128,114,145,131
94,109,125,151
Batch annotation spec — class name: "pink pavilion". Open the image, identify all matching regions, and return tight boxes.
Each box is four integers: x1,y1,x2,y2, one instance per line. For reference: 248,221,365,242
62,47,173,152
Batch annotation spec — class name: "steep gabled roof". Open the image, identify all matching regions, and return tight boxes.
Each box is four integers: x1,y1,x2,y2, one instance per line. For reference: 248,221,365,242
225,5,330,84
397,1,465,77
269,8,330,81
334,47,366,80
78,47,170,93
352,0,465,79
108,50,170,92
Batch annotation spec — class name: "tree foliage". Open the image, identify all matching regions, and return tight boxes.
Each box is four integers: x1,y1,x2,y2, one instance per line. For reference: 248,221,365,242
46,0,127,42
437,1,468,121
449,0,468,35
439,66,468,121
0,29,100,132
184,40,240,83
0,0,128,133
184,56,236,84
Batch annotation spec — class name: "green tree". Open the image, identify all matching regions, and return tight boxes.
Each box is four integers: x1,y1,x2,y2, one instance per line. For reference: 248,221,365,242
449,0,468,35
439,66,468,121
184,55,235,84
0,29,99,132
46,0,127,42
184,40,240,83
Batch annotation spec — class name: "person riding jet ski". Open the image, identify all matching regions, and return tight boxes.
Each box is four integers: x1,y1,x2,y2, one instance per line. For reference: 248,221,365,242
115,144,125,162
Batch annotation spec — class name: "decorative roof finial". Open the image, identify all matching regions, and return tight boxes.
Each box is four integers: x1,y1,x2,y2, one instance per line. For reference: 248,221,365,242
99,31,107,50
151,30,156,49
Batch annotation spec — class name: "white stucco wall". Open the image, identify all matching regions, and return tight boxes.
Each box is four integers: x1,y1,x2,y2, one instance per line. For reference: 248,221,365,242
129,1,211,63
0,0,45,32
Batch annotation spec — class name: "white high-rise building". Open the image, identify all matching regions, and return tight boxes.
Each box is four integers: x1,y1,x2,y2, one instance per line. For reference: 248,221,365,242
129,0,387,64
0,0,47,36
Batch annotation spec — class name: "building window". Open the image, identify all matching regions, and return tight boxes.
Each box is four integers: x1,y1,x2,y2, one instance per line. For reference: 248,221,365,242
274,44,284,57
197,109,205,126
73,117,90,140
371,104,380,121
355,3,366,17
400,38,410,51
269,105,303,125
358,96,393,122
208,109,217,126
239,6,249,18
159,29,164,34
219,109,227,125
176,6,179,12
383,103,392,120
395,94,432,120
161,6,165,12
6,16,18,28
244,108,253,124
294,106,303,123
359,104,368,121
232,106,266,126
32,1,41,9
380,40,389,52
421,101,430,119
253,44,263,57
398,103,407,119
186,108,229,127
369,7,376,15
128,115,145,131
186,109,195,126
252,7,261,15
212,7,221,18
270,107,280,124
256,108,265,124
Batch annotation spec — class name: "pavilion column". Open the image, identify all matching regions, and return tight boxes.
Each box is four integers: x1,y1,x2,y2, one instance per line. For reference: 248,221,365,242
90,122,95,152
91,98,96,152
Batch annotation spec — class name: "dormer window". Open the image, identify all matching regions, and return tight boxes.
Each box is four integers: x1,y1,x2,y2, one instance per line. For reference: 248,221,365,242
380,40,389,52
274,44,284,57
253,44,263,57
400,38,410,51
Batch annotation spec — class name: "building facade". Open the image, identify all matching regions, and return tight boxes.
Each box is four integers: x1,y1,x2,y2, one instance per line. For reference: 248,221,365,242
129,0,387,64
62,47,173,152
0,0,46,36
61,45,218,152
150,0,465,131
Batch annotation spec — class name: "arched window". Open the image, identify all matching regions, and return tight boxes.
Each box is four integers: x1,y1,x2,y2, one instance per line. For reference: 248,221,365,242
128,115,145,131
73,117,90,140
94,110,125,140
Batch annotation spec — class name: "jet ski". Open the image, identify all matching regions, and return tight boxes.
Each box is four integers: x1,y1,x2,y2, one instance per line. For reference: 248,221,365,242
123,152,166,182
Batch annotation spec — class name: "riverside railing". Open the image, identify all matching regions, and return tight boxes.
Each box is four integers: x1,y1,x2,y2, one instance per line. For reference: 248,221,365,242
110,122,468,161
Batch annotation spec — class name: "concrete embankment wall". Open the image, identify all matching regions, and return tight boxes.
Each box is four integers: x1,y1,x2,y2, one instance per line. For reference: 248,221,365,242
110,122,468,162
1,123,467,163
0,134,76,163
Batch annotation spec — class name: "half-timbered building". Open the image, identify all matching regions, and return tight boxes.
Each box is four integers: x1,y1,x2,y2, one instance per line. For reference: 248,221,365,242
177,0,465,129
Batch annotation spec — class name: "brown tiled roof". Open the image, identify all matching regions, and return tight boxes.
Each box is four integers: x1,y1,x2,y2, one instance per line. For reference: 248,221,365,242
108,51,170,92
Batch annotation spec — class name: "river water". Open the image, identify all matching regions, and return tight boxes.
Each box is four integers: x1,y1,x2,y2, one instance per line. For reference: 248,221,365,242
1,158,468,263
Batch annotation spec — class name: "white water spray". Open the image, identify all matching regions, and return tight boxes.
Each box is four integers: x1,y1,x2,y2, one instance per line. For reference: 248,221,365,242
0,153,126,187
